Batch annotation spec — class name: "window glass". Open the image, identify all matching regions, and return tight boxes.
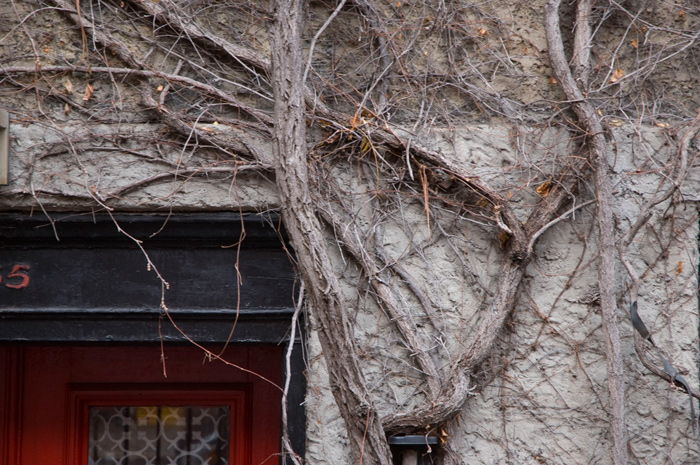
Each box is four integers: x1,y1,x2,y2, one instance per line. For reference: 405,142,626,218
87,406,230,465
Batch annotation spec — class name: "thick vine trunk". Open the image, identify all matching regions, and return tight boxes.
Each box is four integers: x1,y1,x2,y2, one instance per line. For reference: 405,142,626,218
269,1,393,464
544,1,628,463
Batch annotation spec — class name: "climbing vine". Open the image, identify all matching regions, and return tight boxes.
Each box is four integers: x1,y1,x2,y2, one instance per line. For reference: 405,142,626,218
1,0,700,463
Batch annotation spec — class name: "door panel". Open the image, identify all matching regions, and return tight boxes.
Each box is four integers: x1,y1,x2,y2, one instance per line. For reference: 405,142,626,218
0,347,22,465
71,388,247,465
1,346,281,465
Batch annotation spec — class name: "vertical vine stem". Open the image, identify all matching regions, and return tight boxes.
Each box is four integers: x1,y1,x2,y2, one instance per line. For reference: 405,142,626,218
281,281,305,465
269,1,393,463
544,1,628,463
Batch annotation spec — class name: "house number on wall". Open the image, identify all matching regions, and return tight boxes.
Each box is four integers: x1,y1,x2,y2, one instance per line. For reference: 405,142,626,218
0,264,30,289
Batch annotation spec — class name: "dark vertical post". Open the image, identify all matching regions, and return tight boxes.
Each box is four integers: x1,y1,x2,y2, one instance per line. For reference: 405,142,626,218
283,333,306,465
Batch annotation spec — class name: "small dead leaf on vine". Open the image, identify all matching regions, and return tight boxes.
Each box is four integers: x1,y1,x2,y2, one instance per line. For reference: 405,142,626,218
418,165,431,237
676,261,683,274
608,119,623,127
630,39,638,49
360,108,375,119
548,77,557,85
610,69,624,84
476,197,490,208
64,103,70,115
655,121,669,128
536,181,551,197
43,46,50,53
360,137,371,154
64,79,74,95
477,27,489,37
437,426,449,444
678,10,685,19
82,83,94,102
498,230,510,247
156,84,164,93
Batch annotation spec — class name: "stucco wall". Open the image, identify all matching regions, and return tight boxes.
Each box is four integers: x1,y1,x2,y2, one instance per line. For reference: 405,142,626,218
4,122,279,211
299,125,700,464
1,118,698,463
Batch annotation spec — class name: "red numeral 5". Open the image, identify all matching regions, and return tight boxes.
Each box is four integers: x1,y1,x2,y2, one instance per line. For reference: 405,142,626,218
6,264,30,289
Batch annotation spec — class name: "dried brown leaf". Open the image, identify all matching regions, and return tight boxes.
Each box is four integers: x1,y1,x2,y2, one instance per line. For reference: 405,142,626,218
418,165,430,233
536,181,552,197
610,69,624,84
82,83,94,102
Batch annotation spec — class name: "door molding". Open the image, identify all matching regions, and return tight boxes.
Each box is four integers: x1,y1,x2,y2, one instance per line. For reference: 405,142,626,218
66,384,251,465
0,213,297,344
0,348,22,465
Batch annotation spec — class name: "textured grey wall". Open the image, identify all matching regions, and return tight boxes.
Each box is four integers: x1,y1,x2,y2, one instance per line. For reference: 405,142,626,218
2,117,698,464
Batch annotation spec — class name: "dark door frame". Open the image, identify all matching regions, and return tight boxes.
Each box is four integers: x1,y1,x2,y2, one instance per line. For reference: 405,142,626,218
0,212,306,463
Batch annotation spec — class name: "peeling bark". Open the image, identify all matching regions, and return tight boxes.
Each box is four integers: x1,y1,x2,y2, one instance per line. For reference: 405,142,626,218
544,1,628,463
269,1,392,463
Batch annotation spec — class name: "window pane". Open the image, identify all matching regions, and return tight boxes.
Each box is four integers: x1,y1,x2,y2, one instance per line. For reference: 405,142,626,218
87,406,230,465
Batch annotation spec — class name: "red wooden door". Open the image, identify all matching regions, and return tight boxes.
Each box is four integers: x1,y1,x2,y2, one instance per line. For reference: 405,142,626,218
0,345,281,465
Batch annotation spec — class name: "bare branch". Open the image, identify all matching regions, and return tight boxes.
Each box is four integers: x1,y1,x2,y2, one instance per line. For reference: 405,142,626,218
269,1,392,462
545,1,628,462
281,282,305,465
